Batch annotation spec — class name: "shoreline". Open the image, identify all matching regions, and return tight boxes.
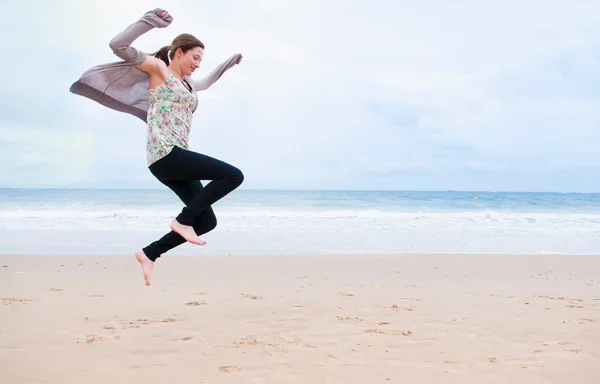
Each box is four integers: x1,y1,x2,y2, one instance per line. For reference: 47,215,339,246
3,251,600,257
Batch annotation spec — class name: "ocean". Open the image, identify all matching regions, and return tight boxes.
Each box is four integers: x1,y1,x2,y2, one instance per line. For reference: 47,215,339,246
1,188,599,256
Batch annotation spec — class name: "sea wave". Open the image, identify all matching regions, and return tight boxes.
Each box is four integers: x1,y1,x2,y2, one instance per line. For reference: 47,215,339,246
1,207,600,220
1,208,600,231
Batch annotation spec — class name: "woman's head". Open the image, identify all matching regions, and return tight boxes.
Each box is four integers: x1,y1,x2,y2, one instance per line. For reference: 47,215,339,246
154,33,205,77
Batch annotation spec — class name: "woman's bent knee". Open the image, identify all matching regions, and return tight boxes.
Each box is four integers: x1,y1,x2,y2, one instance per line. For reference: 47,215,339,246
206,213,218,232
231,167,244,187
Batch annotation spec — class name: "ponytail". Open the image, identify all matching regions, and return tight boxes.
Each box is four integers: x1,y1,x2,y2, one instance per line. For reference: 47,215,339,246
153,34,205,67
153,45,171,66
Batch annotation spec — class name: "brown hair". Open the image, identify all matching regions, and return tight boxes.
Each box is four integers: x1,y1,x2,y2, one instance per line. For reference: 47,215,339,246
153,33,205,66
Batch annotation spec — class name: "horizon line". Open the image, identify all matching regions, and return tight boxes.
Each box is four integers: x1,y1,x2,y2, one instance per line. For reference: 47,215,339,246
0,187,598,194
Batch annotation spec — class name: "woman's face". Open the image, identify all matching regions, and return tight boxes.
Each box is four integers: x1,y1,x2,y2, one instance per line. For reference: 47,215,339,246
175,47,204,77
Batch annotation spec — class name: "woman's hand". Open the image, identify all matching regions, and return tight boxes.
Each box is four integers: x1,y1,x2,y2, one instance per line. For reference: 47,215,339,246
236,55,243,65
158,10,171,20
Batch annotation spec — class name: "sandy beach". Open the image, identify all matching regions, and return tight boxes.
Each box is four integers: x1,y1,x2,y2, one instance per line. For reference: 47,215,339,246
1,252,599,383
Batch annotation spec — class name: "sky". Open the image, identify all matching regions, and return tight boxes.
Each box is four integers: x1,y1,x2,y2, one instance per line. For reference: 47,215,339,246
1,0,600,192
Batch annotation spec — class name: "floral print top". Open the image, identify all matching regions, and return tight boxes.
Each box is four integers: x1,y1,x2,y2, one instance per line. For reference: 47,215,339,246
146,72,198,165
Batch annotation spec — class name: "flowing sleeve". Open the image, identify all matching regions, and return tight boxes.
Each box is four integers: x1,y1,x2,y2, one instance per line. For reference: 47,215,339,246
189,53,242,91
108,8,174,62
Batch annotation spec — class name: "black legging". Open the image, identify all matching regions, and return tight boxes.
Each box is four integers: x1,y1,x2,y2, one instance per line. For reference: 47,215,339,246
142,146,244,261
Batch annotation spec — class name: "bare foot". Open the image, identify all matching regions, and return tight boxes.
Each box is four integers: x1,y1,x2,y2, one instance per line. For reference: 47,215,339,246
135,251,154,286
170,220,206,245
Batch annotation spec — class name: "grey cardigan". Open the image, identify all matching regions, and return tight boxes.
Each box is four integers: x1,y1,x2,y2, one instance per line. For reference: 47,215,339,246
69,8,242,123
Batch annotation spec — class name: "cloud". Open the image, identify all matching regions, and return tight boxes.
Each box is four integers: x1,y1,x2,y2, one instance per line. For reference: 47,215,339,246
0,125,96,187
1,0,600,191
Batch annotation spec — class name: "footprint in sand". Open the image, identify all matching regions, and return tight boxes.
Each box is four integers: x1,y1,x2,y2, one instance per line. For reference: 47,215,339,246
1,298,32,305
558,341,575,346
234,333,308,349
87,294,104,298
185,301,207,306
579,318,595,323
391,304,414,311
241,293,263,300
337,316,363,323
80,324,127,344
122,318,177,328
364,329,412,336
338,292,355,297
49,288,63,292
84,334,120,343
218,366,241,373
487,357,541,368
326,353,347,364
539,340,585,355
233,336,278,348
77,317,121,344
536,295,583,303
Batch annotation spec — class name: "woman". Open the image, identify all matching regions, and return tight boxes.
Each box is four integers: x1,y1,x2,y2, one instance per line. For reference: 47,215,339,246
70,8,244,285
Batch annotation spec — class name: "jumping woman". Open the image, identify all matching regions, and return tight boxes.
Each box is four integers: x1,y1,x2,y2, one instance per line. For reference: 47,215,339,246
70,8,244,285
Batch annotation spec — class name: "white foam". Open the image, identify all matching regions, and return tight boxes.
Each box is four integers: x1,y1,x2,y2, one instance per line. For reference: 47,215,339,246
2,207,600,254
2,207,600,222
